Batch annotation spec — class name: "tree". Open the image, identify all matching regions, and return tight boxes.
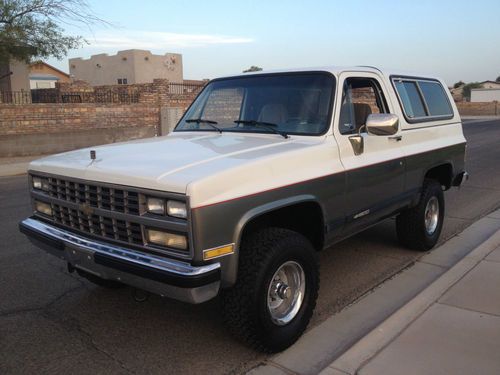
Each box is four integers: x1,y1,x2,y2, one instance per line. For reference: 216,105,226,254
462,82,482,101
453,81,465,89
243,66,263,73
496,76,500,83
0,0,104,63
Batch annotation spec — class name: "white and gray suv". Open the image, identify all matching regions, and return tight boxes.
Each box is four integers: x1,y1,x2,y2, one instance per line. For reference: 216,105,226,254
20,66,468,352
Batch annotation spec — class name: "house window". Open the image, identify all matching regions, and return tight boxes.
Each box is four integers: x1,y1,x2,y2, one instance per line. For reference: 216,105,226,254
117,78,128,85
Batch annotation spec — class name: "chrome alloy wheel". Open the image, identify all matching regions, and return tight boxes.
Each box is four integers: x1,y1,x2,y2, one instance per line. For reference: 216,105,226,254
267,261,306,326
424,196,440,235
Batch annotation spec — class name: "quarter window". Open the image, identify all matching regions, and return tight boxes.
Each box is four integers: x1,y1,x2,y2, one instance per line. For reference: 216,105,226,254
418,81,453,116
393,78,453,121
394,81,426,119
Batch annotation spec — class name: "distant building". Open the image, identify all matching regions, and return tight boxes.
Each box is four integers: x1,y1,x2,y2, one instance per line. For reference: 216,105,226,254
450,80,500,102
29,61,70,89
69,49,183,86
0,60,30,92
479,80,500,89
471,88,500,102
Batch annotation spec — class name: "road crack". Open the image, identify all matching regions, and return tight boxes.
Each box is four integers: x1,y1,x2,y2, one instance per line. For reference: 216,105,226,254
0,285,83,318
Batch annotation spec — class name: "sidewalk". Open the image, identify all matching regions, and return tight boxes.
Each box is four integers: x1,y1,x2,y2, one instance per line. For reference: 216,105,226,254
0,155,40,177
324,215,500,375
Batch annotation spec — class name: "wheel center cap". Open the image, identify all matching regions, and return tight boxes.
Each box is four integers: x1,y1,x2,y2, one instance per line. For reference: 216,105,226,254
276,283,291,300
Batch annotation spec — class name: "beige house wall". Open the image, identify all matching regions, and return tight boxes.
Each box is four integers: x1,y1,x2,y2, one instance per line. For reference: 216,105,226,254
0,60,31,92
9,61,30,91
69,50,183,85
132,50,183,84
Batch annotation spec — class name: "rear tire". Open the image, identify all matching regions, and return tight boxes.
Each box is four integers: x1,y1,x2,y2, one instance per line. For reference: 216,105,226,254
221,228,319,353
396,179,444,251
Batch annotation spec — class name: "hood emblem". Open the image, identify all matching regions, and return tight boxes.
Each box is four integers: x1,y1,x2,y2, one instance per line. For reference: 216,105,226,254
90,150,96,160
79,203,94,216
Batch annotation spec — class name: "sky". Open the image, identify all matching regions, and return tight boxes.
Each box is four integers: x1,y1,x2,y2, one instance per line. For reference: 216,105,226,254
47,0,500,85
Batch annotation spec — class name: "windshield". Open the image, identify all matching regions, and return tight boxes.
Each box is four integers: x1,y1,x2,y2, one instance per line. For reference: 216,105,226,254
175,73,335,136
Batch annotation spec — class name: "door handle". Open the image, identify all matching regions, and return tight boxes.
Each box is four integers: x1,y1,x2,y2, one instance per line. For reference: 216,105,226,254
388,135,402,141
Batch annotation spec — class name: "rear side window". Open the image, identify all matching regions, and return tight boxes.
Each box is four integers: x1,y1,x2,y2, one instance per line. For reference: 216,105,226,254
394,81,426,118
393,78,453,122
418,81,453,116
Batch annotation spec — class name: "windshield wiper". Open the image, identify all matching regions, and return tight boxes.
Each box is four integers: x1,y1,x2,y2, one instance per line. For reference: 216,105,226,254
234,120,289,139
185,118,223,133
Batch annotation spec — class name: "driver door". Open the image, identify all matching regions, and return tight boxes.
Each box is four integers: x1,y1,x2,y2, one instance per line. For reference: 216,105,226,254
334,72,406,234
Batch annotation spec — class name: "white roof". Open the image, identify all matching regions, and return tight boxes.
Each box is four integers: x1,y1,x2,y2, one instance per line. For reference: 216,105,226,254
218,66,441,81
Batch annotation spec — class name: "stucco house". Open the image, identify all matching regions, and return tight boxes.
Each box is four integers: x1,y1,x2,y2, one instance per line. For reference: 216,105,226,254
69,50,183,86
29,61,71,89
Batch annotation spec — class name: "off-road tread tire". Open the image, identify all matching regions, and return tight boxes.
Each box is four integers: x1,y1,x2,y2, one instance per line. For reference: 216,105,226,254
221,228,319,353
396,179,444,251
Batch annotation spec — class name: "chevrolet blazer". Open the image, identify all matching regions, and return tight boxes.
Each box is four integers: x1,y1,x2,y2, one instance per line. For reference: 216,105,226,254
20,66,468,352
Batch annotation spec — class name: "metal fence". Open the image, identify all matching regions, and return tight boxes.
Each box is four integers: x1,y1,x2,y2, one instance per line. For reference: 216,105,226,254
1,90,141,104
0,82,205,105
168,82,205,95
0,91,33,104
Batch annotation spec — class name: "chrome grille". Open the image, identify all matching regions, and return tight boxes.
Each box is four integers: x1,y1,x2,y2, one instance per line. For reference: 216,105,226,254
47,177,140,215
52,204,143,245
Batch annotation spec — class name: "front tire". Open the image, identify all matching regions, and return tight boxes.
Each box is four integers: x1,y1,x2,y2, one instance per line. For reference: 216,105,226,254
221,228,319,353
396,179,445,251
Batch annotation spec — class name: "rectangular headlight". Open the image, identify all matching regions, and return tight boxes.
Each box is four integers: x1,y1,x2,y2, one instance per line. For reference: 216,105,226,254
32,176,49,191
34,200,52,216
146,197,165,215
167,200,187,219
146,228,187,250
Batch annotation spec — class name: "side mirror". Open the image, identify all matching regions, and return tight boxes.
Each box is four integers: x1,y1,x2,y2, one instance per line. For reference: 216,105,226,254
366,114,399,136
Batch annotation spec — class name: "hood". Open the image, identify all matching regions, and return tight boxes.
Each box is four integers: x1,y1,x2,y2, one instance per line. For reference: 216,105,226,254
29,132,322,193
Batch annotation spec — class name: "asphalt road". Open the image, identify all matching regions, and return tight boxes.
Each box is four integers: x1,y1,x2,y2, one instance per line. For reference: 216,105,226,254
1,119,500,375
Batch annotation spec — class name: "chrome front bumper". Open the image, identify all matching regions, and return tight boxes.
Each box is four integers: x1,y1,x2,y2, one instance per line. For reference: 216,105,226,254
19,217,221,303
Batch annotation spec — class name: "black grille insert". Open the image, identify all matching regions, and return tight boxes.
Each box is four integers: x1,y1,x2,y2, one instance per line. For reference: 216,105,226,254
52,203,143,245
47,177,140,215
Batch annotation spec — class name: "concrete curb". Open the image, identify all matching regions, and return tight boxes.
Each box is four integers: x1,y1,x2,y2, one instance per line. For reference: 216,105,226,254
322,227,500,375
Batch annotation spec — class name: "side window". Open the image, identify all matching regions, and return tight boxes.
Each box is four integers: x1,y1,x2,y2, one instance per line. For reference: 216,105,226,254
418,81,452,116
339,78,388,135
393,78,453,121
394,81,426,118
